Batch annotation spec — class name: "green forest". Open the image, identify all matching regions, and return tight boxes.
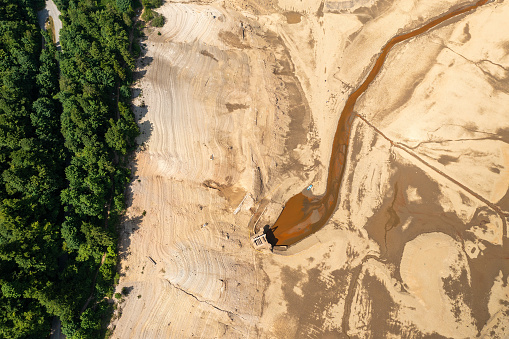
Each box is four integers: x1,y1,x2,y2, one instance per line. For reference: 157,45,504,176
0,0,142,337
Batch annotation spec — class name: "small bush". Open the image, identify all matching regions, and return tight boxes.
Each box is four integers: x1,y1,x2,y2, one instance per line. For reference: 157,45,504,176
114,292,122,300
120,85,130,100
121,287,130,295
151,14,165,27
142,0,162,8
123,12,133,27
141,8,154,21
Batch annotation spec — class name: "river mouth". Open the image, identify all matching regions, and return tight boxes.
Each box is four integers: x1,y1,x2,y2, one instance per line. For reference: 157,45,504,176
270,0,491,247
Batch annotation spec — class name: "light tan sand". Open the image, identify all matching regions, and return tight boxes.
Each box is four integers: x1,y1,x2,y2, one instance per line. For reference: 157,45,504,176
111,0,509,337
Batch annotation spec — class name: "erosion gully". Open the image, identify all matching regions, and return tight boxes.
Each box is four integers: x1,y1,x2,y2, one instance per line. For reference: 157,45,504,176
271,0,491,246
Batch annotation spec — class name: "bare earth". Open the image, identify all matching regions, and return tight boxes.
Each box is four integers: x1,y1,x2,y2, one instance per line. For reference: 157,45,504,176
111,0,509,337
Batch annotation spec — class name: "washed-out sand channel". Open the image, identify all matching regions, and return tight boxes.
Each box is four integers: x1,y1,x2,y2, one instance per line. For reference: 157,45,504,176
271,0,493,246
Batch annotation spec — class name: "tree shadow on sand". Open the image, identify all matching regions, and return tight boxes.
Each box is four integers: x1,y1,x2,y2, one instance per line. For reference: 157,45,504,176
116,29,156,272
118,215,144,263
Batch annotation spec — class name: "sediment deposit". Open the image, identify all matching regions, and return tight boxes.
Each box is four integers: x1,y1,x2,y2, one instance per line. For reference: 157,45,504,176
111,0,509,337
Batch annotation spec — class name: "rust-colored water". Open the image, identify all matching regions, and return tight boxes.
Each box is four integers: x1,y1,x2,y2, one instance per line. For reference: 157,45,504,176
271,0,490,246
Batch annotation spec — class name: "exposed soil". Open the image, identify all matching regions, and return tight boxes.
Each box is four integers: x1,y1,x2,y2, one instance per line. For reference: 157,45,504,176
111,0,509,337
271,0,491,247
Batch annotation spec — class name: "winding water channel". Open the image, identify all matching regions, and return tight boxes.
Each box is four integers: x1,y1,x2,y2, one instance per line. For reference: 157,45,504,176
271,0,491,246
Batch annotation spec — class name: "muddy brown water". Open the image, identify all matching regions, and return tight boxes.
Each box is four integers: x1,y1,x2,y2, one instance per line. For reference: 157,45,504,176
271,0,491,246
284,12,302,24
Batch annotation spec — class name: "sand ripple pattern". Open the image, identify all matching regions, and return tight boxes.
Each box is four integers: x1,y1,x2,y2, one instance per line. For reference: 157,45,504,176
112,3,286,338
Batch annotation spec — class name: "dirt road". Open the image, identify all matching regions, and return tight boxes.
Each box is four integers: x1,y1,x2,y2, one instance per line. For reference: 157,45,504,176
37,0,62,48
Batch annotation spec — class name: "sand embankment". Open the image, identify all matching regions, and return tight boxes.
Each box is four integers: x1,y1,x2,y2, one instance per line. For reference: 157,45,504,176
111,0,509,337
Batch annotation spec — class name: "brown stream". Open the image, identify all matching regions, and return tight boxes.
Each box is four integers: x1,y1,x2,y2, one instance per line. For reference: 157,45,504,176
271,0,490,246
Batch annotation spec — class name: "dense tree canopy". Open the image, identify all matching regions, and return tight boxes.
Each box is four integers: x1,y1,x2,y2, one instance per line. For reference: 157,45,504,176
0,0,138,337
116,0,132,12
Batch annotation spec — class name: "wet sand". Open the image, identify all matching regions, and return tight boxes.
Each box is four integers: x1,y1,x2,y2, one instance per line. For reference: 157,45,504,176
272,0,491,246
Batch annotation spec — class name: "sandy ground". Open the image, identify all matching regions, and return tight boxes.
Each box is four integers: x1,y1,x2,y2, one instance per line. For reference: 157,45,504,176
111,0,509,337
